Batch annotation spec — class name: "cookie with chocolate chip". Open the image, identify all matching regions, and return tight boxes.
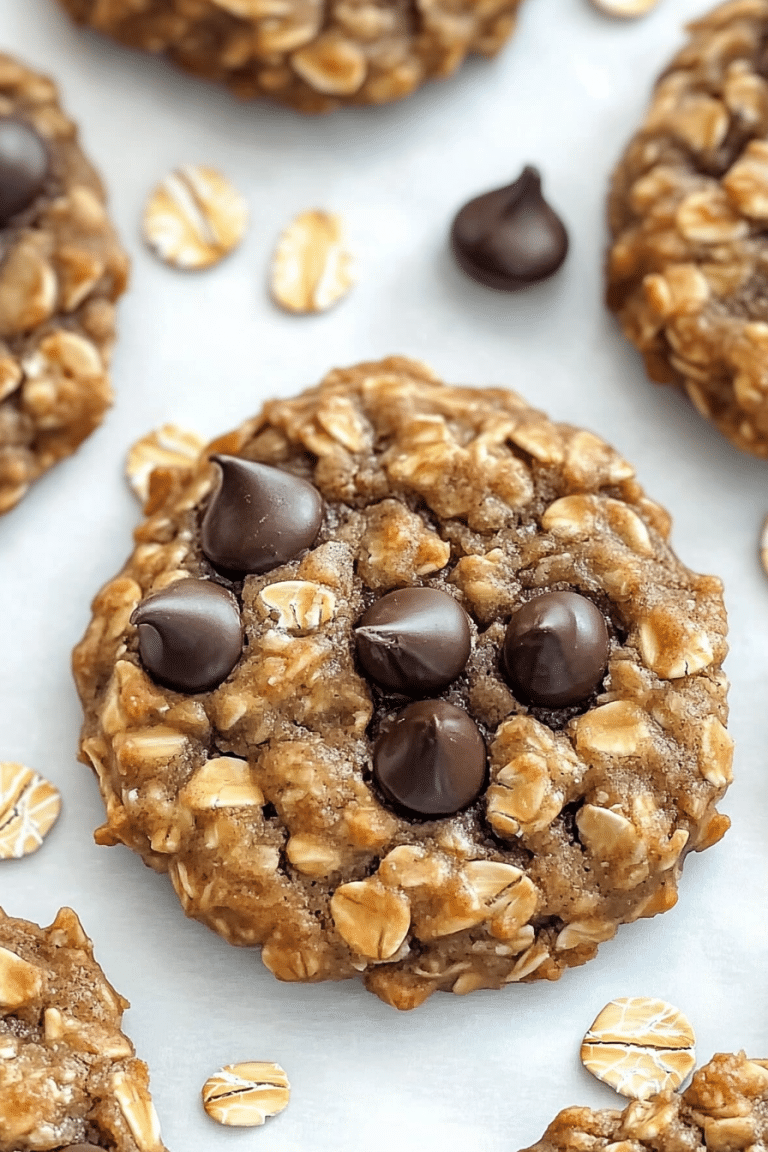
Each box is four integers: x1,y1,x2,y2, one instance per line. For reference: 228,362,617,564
520,1052,768,1152
607,0,768,458
56,0,524,114
0,906,168,1152
0,54,129,515
73,356,731,1009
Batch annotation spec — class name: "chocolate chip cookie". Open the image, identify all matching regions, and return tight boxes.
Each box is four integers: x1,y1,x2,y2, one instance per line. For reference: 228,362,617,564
607,0,768,458
56,0,524,114
73,357,732,1009
0,906,167,1152
521,1052,768,1152
0,54,129,515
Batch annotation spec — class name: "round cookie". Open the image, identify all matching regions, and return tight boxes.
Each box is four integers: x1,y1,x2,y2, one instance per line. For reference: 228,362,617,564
56,0,524,114
607,0,768,458
73,357,732,1010
520,1052,768,1152
0,54,129,515
0,906,168,1152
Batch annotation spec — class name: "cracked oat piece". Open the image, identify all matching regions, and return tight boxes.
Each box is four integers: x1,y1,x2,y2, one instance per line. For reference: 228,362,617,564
519,1052,768,1152
0,906,168,1152
0,54,129,515
55,0,525,114
607,0,768,458
73,356,731,1009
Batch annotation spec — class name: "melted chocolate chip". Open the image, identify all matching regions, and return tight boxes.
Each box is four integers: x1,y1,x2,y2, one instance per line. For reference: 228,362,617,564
374,700,486,817
450,167,569,290
356,587,471,695
131,578,242,693
201,455,324,576
502,591,609,708
0,119,49,227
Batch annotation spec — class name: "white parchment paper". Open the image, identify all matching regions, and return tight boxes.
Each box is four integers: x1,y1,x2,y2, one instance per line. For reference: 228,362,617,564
0,3,766,1150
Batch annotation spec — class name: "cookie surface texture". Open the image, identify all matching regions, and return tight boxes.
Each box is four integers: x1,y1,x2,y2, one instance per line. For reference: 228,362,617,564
73,357,732,1010
607,0,768,458
0,906,167,1152
519,1052,768,1152
56,0,524,113
0,54,129,515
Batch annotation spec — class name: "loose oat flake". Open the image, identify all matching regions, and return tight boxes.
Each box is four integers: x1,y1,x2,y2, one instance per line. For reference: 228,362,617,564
0,762,61,859
126,424,204,504
202,1061,290,1126
271,209,354,313
143,166,248,270
590,0,660,17
581,997,696,1099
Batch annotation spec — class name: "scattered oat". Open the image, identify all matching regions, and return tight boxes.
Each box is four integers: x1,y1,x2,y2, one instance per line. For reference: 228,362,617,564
126,424,204,503
590,0,660,17
143,166,248,270
581,997,696,1099
271,209,354,313
0,762,61,860
202,1061,290,1126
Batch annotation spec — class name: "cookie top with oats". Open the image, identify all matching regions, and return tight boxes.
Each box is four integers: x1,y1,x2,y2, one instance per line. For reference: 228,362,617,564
0,53,128,515
73,356,731,1010
0,906,167,1152
56,0,525,114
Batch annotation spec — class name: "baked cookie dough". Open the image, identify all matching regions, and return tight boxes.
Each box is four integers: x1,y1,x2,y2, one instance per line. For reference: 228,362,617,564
0,54,129,515
56,0,524,114
74,357,732,1009
608,0,768,458
0,906,167,1152
521,1052,768,1152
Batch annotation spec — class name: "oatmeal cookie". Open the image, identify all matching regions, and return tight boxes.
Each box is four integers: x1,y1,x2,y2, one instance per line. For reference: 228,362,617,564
0,54,129,515
0,906,167,1152
521,1052,768,1152
56,0,524,114
607,0,768,458
73,356,731,1010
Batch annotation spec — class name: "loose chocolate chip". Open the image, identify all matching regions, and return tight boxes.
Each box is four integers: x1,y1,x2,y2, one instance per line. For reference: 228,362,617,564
201,455,324,575
374,700,486,817
355,587,471,695
131,578,242,693
502,591,609,708
450,167,569,290
0,119,49,227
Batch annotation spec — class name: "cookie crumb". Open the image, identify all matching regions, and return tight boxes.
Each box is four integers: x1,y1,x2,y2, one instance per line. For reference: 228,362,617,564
0,762,61,859
202,1062,290,1126
581,997,696,1099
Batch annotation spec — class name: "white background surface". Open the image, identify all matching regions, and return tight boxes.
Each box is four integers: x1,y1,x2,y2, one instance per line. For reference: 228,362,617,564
1,2,767,1150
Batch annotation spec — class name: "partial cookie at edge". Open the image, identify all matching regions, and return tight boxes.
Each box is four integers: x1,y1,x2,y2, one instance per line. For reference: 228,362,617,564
607,0,768,457
56,0,525,114
0,53,129,514
0,906,167,1152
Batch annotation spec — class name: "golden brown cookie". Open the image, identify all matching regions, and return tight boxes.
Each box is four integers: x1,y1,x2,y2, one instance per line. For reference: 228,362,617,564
521,1052,768,1152
0,53,129,515
607,0,768,458
74,357,731,1009
0,906,167,1152
57,0,524,113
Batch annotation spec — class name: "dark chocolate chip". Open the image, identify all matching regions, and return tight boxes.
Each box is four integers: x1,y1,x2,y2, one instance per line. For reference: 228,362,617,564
0,119,49,227
131,578,242,694
201,455,324,576
374,700,486,817
502,591,609,708
355,587,471,695
450,167,568,291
